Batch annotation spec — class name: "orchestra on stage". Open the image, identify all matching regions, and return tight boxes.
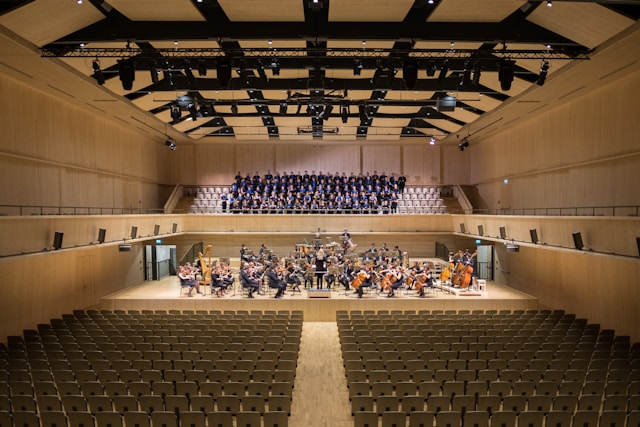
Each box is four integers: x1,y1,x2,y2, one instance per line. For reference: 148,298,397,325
178,232,479,299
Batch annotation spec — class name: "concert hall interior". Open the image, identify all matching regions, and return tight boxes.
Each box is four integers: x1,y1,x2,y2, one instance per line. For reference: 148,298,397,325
1,1,640,426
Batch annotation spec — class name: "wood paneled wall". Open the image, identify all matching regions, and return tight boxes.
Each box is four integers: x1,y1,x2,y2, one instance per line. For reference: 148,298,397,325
472,71,640,211
174,142,459,187
0,74,171,212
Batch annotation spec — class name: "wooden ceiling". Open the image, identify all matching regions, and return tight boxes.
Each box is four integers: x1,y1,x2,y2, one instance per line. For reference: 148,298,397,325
0,0,638,145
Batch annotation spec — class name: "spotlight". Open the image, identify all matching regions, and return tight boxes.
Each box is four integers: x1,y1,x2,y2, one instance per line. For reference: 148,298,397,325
546,0,552,6
438,60,449,85
270,58,280,75
162,60,173,87
92,59,105,85
458,139,469,151
170,105,181,124
403,59,418,89
197,60,207,76
429,136,436,145
165,138,176,150
536,60,550,86
149,61,159,84
279,102,288,115
498,59,516,91
231,101,238,115
358,104,369,122
426,60,437,77
183,59,196,86
216,60,232,88
322,103,333,121
117,58,135,90
472,61,482,86
353,59,363,76
256,60,268,85
187,103,198,121
341,105,349,123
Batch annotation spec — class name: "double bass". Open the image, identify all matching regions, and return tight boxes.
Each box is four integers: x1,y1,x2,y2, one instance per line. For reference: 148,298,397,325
460,265,473,289
450,262,466,287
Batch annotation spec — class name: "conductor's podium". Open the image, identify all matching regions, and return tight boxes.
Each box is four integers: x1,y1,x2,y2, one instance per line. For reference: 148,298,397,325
307,289,331,298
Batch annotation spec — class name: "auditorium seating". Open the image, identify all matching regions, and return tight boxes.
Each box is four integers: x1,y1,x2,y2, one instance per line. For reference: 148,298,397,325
337,309,640,427
0,310,302,427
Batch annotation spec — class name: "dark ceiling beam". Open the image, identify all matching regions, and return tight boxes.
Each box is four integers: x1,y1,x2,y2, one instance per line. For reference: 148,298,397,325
48,19,580,47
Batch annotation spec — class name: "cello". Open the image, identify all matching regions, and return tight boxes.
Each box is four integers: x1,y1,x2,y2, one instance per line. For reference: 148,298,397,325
439,262,454,283
351,271,367,290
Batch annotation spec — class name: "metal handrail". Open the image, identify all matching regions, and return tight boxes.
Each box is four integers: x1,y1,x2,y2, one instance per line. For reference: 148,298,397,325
472,206,640,217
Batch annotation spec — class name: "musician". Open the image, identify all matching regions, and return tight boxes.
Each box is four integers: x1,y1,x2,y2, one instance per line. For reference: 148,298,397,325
387,265,405,298
285,261,302,293
210,266,225,297
339,259,354,291
266,264,286,299
178,263,201,297
355,264,375,299
418,268,434,297
240,243,250,262
239,262,261,298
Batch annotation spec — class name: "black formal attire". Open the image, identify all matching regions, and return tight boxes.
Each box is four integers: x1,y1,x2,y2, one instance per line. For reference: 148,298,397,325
267,268,286,298
356,270,374,298
239,268,260,298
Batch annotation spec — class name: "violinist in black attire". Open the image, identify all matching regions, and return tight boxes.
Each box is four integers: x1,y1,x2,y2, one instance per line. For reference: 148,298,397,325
266,265,286,298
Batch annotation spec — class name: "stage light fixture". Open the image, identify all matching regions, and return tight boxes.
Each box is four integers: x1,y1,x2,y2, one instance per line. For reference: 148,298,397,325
498,59,516,91
358,104,369,122
403,59,418,89
547,0,552,6
438,60,449,85
279,102,288,115
536,60,550,86
353,59,363,76
197,60,207,76
429,136,436,145
170,105,181,124
341,105,349,123
256,60,268,85
117,58,135,90
458,139,469,151
187,103,198,121
322,103,333,121
216,60,232,88
165,138,176,150
183,60,196,86
472,61,482,85
269,58,280,75
149,61,159,84
426,60,437,77
231,101,238,115
92,59,105,85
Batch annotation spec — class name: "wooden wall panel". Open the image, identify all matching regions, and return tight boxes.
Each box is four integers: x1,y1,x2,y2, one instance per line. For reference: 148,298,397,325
362,145,401,177
0,74,169,211
403,145,441,184
235,144,276,177
472,72,640,211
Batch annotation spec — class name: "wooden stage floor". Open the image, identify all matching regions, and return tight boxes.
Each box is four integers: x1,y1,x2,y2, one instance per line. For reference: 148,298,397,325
99,276,539,321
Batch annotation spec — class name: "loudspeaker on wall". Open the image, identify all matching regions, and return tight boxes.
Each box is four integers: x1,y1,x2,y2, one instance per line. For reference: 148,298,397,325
530,229,538,244
477,225,484,236
499,226,506,239
53,232,64,250
459,223,466,233
572,232,584,250
154,224,160,236
98,228,107,244
172,223,178,233
131,226,138,239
